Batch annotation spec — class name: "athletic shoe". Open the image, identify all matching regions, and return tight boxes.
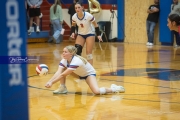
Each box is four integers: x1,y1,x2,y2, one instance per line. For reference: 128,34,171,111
111,84,125,93
53,86,68,94
146,42,150,46
28,29,32,35
36,28,40,33
28,27,34,35
149,43,154,46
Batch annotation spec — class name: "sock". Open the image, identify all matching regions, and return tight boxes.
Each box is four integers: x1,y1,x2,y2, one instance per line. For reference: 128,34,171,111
111,88,116,92
60,84,66,87
29,26,33,30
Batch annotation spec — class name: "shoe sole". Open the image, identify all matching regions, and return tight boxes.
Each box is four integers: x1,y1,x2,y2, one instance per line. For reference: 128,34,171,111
120,89,125,93
53,91,68,94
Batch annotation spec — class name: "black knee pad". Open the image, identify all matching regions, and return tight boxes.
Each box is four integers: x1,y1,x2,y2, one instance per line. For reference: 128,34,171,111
75,44,83,55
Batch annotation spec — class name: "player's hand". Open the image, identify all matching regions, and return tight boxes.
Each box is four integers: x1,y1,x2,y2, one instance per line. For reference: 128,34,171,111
97,35,103,42
45,81,52,88
71,33,75,39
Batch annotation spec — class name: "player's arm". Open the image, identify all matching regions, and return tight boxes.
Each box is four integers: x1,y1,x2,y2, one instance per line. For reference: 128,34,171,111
92,21,103,42
52,68,73,84
71,21,76,34
72,20,76,27
45,68,74,88
92,21,98,28
46,66,64,83
70,19,77,38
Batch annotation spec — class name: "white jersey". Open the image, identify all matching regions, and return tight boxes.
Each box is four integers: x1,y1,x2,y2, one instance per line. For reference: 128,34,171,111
59,56,96,77
72,12,95,35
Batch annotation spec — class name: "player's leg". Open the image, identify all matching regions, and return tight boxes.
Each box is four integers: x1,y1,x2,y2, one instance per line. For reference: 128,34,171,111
85,36,95,65
75,35,86,55
85,75,101,94
86,75,125,95
53,77,68,94
47,68,68,94
85,75,112,94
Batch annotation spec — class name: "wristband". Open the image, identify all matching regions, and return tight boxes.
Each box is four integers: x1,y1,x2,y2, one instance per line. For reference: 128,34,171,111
95,27,100,36
71,26,75,34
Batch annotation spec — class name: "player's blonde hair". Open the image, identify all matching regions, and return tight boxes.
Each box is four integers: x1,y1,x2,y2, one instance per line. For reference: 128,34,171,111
65,45,87,64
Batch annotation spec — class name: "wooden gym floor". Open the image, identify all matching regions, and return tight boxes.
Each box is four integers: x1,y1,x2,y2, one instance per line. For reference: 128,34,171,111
27,42,180,120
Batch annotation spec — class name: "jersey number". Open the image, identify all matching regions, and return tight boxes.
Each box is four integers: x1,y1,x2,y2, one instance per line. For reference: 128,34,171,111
80,23,84,28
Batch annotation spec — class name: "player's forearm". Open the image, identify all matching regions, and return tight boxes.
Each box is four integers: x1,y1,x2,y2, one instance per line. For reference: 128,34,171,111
49,70,61,82
51,74,65,84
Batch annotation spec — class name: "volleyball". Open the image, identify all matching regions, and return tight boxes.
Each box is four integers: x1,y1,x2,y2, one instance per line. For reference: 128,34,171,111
36,64,49,76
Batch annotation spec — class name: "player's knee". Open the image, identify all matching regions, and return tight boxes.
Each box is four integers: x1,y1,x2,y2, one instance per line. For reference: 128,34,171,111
75,44,83,55
99,87,106,95
92,89,100,95
86,54,93,60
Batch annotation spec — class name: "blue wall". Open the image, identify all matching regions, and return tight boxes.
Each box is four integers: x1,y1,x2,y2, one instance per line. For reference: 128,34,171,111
159,0,173,45
117,0,124,41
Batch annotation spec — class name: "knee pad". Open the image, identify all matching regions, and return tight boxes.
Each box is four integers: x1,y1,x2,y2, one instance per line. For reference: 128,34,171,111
99,87,106,95
86,54,93,60
75,44,83,55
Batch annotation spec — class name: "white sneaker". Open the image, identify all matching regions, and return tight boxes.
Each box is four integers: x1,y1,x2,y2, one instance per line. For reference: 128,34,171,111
28,27,34,35
111,84,125,93
53,86,68,94
28,29,32,35
36,27,40,32
146,42,150,46
149,43,153,46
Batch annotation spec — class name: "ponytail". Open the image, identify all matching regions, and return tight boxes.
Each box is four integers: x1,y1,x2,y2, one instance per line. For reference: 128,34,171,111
75,54,87,64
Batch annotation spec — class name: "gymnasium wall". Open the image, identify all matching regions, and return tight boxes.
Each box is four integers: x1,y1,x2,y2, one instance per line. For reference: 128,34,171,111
124,0,180,44
124,0,159,44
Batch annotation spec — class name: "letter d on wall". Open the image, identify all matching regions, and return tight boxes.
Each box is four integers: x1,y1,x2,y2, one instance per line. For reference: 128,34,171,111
0,0,28,120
